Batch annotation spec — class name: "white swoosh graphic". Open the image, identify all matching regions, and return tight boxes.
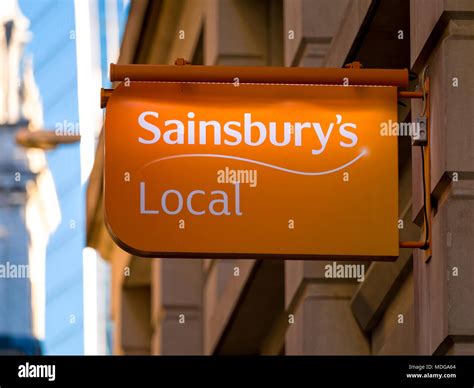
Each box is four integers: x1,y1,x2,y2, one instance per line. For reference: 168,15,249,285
140,150,367,176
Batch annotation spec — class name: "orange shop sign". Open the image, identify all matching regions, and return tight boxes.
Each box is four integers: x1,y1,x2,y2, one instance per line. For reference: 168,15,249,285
103,65,406,260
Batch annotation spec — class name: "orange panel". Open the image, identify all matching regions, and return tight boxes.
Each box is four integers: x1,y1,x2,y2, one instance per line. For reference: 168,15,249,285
110,63,409,87
104,82,399,260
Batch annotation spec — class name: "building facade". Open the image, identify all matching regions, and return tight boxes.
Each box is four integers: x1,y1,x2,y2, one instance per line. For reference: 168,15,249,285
0,0,57,355
87,0,474,355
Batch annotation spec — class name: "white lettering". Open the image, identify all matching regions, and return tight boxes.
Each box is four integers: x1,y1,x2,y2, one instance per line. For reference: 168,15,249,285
138,111,160,144
339,122,358,147
163,120,184,144
140,182,159,214
311,122,333,155
244,113,266,146
187,190,205,215
161,190,183,215
223,121,242,145
136,111,359,155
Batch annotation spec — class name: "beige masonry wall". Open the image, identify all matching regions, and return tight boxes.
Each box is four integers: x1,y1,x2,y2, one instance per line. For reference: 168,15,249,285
409,0,474,354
